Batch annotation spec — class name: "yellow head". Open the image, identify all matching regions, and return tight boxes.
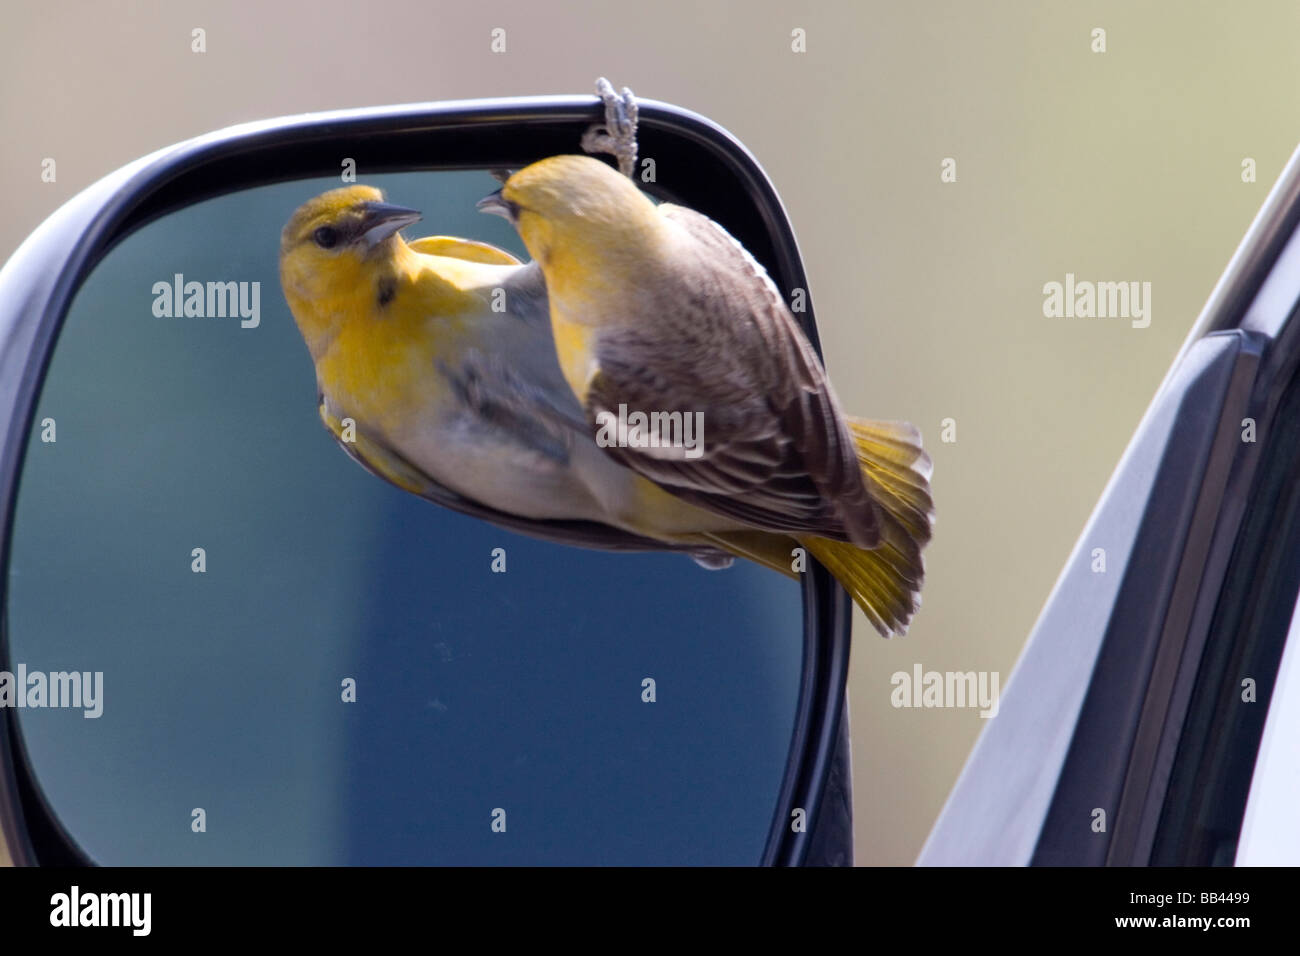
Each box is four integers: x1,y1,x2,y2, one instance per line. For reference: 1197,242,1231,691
480,155,663,299
279,185,422,358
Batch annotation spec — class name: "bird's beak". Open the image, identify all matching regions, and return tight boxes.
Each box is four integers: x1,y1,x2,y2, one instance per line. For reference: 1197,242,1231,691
476,189,519,224
358,201,423,248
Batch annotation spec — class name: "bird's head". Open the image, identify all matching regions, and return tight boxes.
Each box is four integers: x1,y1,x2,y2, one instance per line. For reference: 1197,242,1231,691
279,186,422,356
478,155,659,282
280,185,422,276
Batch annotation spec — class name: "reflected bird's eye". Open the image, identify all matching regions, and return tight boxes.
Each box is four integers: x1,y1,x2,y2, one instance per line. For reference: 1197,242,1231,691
313,226,339,249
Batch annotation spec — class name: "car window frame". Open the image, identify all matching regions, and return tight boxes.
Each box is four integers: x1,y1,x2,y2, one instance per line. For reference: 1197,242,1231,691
921,143,1300,866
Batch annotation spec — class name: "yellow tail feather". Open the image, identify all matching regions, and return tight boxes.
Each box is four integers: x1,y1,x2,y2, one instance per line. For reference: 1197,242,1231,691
801,534,918,637
810,417,934,636
696,417,933,637
846,417,934,549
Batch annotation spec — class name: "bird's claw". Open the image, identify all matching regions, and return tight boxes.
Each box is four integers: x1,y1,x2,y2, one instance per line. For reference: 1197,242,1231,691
581,77,638,179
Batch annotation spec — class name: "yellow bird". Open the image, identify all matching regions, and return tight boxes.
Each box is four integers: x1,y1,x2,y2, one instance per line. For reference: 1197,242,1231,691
280,184,756,565
481,155,934,635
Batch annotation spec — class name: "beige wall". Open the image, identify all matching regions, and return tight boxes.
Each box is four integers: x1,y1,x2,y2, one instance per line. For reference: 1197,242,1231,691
4,0,1298,864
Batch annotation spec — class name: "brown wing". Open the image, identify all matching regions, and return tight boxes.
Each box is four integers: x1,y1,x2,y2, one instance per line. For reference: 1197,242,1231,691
584,204,880,547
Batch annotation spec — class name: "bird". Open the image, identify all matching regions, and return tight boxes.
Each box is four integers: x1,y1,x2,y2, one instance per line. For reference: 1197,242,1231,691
479,154,934,635
279,184,748,566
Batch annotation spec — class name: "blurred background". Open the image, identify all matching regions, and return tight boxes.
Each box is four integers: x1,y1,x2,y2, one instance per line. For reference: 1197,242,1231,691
3,0,1299,864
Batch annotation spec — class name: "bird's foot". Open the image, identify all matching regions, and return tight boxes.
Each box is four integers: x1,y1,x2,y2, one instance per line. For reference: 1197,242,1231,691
689,549,735,571
580,77,638,179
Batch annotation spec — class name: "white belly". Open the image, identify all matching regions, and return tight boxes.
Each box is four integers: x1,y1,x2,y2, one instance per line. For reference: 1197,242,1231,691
394,412,741,538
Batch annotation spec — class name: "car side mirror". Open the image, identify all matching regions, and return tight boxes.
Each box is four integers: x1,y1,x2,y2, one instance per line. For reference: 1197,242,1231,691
0,91,853,866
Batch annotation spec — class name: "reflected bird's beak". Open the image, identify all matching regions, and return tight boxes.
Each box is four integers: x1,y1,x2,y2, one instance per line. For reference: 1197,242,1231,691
359,201,423,248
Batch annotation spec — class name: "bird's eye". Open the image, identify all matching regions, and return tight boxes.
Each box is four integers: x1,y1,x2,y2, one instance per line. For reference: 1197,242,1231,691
313,226,339,249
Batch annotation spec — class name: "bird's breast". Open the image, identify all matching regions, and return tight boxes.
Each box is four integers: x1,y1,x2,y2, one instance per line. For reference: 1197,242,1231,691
551,310,600,404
